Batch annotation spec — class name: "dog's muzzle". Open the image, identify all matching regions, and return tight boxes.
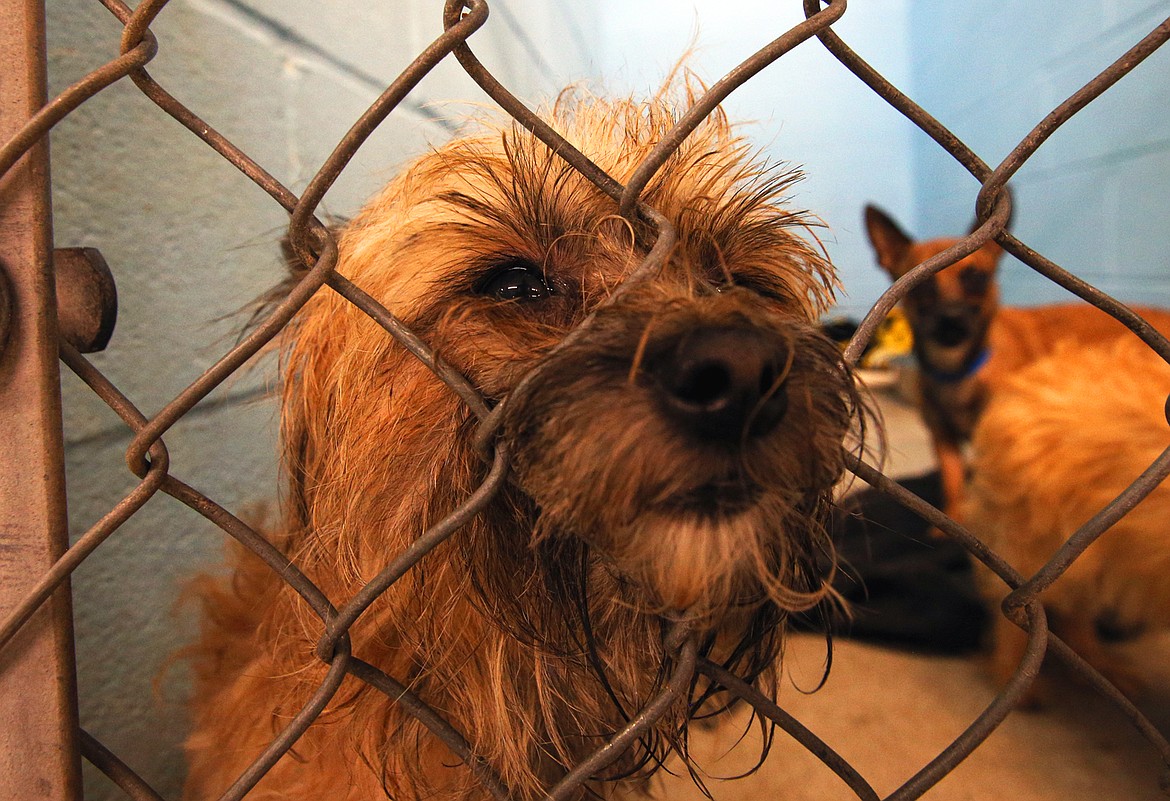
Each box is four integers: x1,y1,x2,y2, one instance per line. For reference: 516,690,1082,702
645,324,791,442
928,308,976,348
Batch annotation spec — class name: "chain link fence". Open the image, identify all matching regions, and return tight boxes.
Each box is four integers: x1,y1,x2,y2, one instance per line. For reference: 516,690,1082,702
2,0,1170,799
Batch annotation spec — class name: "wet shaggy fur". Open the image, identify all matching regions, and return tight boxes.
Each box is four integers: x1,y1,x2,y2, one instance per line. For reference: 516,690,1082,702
183,89,861,801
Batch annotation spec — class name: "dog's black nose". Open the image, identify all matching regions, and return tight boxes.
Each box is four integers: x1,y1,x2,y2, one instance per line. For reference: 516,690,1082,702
649,326,790,441
931,310,973,348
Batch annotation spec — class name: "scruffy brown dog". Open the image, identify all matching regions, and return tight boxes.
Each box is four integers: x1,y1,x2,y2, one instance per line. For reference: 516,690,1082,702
183,90,861,801
967,336,1170,703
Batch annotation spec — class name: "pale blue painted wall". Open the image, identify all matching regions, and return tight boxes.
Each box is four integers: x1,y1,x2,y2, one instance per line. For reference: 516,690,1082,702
594,0,916,318
908,0,1170,308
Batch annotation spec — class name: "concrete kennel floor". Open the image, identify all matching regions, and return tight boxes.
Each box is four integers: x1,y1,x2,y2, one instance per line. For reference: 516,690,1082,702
650,388,1170,801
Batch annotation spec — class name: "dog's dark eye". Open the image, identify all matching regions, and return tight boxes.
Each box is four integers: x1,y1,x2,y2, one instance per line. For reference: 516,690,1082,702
911,277,939,305
960,267,991,297
714,274,789,304
477,261,551,302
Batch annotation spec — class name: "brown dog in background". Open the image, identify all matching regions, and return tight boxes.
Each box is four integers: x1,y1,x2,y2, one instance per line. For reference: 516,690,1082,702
966,336,1170,702
864,204,1170,530
182,90,861,801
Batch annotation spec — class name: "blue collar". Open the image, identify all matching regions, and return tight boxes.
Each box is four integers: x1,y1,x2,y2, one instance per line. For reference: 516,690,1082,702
922,348,990,383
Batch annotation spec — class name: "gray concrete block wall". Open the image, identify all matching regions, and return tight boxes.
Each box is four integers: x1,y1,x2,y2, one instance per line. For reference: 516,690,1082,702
909,0,1170,308
45,2,596,798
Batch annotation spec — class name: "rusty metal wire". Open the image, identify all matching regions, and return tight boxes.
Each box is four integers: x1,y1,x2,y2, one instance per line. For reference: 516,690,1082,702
3,0,1170,799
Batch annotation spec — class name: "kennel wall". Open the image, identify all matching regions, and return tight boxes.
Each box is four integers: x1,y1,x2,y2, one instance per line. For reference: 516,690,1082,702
2,1,1170,800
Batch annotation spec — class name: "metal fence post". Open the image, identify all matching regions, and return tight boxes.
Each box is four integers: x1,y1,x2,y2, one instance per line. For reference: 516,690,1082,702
0,2,83,799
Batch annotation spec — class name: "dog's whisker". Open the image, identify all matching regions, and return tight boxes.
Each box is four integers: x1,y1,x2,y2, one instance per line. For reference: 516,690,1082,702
627,316,658,385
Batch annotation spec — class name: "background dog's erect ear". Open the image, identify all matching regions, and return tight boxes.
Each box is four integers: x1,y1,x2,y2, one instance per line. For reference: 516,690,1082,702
864,205,914,277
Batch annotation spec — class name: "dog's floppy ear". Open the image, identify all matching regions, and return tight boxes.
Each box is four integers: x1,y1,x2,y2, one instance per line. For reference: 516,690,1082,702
238,224,347,339
280,217,349,278
253,230,325,317
864,205,914,278
280,230,315,279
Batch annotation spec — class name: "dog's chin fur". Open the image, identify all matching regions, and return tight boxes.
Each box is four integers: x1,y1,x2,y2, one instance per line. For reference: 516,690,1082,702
183,83,861,801
615,507,828,615
917,337,983,378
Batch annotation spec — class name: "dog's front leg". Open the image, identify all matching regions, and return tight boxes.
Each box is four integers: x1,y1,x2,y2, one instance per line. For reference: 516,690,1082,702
932,438,967,538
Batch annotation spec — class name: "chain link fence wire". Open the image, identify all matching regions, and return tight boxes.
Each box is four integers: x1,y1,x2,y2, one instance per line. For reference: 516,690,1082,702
3,0,1170,799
